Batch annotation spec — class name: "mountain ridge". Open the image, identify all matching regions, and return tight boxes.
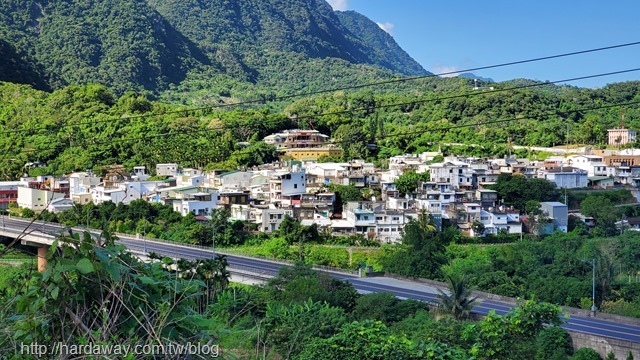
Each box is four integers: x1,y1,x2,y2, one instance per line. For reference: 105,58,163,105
0,0,429,96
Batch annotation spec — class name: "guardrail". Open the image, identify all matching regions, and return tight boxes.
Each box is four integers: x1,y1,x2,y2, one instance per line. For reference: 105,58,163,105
128,247,278,279
2,219,359,276
115,232,359,276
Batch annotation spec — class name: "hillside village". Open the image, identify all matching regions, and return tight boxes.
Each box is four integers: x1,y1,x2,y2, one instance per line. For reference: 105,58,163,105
3,128,640,241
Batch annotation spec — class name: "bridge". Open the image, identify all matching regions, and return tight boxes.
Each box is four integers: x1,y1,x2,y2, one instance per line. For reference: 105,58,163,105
1,216,639,358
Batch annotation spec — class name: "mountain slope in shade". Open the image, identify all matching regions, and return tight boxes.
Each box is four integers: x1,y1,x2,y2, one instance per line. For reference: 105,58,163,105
335,10,428,76
0,0,429,95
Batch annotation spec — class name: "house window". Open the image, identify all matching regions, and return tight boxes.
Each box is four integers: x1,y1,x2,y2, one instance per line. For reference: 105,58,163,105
392,217,399,221
278,214,282,219
294,184,298,189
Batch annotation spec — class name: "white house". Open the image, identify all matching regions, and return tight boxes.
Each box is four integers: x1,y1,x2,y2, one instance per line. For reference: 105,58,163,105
219,171,253,190
17,187,66,211
269,168,306,206
569,155,608,177
538,167,588,189
477,209,522,236
172,192,218,217
429,161,476,190
156,163,179,177
90,186,126,205
47,197,75,213
69,172,101,198
344,202,376,234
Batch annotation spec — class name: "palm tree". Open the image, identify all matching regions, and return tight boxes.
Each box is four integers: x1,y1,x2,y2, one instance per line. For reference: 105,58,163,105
437,273,478,321
417,209,437,232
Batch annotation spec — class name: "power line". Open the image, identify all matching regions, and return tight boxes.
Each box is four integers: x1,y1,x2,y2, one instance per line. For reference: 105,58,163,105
6,67,640,157
378,100,640,141
4,66,640,142
3,41,640,136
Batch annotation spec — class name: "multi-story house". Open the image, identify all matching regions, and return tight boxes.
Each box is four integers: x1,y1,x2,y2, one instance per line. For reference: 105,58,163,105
607,128,637,146
69,171,101,204
156,163,179,177
255,206,294,232
343,202,377,235
475,189,498,209
17,186,67,211
569,155,608,177
538,166,588,189
269,168,306,207
476,208,522,236
90,186,126,205
250,173,270,201
375,209,412,243
173,191,218,218
0,181,19,210
219,171,253,190
429,161,476,190
263,129,342,161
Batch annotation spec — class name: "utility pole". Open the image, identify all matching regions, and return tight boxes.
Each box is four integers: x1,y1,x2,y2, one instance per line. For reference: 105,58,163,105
591,258,597,317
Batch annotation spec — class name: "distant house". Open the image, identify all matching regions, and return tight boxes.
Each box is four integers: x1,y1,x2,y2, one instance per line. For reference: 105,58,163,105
540,201,568,233
538,167,587,189
17,187,66,212
607,128,637,146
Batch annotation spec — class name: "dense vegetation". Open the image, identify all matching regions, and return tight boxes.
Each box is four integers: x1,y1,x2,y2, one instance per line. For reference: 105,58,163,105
0,237,615,359
13,188,640,320
3,79,640,181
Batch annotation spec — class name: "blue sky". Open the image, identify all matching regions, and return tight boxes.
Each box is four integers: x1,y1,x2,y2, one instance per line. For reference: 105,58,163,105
327,0,640,88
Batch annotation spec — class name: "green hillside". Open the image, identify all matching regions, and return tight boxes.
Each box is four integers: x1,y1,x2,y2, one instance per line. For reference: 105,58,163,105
0,0,428,98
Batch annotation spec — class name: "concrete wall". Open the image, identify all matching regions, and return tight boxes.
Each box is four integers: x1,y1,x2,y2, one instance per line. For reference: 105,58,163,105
569,331,639,359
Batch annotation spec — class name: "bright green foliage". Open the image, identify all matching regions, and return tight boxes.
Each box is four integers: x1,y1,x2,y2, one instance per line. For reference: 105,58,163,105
606,352,618,360
571,348,603,360
296,320,468,360
380,220,455,279
488,173,561,211
395,169,430,195
468,299,563,360
1,230,225,354
265,299,346,359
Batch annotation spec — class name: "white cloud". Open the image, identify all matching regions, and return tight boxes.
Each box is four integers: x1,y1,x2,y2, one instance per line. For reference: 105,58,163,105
432,64,461,77
327,0,349,11
376,22,395,35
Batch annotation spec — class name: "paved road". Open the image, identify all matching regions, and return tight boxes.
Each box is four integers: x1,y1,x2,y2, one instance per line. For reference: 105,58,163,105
2,217,640,343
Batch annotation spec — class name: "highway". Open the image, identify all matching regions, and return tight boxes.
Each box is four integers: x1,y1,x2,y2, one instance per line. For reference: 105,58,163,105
2,216,640,344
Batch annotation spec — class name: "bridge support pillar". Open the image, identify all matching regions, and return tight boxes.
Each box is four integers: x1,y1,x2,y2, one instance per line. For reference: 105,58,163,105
37,246,48,272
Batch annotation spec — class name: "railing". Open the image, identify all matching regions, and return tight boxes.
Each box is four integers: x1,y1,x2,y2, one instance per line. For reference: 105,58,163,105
115,232,359,276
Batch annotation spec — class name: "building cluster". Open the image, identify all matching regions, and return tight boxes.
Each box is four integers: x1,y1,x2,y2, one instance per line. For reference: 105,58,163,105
3,128,640,242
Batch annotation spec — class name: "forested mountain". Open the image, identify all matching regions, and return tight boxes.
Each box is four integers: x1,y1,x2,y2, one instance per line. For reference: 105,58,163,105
335,11,425,77
0,0,428,96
